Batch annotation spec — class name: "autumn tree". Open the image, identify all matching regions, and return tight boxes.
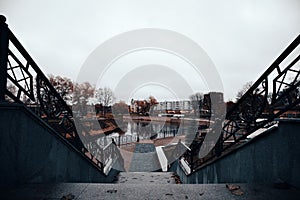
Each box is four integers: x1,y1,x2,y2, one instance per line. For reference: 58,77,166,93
72,82,95,116
149,96,158,105
112,101,129,115
72,82,95,105
133,96,158,115
48,74,73,104
148,95,158,113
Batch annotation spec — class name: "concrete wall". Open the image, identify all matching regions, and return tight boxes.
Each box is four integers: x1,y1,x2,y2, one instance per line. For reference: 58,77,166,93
173,119,300,187
0,103,119,187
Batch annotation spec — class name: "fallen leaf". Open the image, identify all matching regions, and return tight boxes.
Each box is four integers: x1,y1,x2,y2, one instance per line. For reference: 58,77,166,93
61,193,75,200
226,184,244,196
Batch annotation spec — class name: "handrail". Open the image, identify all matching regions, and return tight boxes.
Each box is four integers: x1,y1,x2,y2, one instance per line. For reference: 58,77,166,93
182,34,300,174
0,15,123,174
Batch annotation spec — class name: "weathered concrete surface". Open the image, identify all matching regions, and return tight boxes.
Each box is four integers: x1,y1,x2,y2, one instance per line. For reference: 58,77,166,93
1,182,300,200
173,119,300,187
128,143,161,172
116,172,176,184
0,103,119,187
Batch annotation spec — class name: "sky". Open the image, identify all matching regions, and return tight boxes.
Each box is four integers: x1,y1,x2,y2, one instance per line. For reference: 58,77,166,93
1,0,300,102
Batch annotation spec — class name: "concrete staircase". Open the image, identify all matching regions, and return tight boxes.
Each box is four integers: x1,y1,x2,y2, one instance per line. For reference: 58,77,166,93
128,143,162,172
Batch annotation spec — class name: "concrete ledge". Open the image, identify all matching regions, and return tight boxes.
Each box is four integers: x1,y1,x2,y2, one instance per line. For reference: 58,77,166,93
156,146,168,171
0,103,119,186
173,119,300,186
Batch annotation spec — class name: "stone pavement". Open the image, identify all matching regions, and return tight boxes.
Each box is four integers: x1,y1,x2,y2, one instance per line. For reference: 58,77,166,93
2,182,300,200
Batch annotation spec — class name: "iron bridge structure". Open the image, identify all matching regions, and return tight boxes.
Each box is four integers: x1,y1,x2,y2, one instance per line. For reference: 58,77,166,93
0,15,123,175
177,34,300,174
1,15,299,176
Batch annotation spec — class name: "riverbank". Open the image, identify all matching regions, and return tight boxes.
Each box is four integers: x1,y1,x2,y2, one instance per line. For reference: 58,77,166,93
80,118,123,137
123,115,210,126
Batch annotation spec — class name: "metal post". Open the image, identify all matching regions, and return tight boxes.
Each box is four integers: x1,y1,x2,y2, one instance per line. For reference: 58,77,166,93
0,15,9,101
190,150,194,173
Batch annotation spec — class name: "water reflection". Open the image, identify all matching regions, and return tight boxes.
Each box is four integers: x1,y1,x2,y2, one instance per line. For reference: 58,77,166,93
97,120,199,147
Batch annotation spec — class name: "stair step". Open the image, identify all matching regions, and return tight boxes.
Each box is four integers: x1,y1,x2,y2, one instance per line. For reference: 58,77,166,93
3,183,300,200
115,172,179,184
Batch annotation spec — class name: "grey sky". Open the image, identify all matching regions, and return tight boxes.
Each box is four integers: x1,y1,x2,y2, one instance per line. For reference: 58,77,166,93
1,0,299,101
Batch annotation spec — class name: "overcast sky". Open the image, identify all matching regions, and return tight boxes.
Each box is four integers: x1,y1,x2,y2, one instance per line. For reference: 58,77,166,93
1,0,299,102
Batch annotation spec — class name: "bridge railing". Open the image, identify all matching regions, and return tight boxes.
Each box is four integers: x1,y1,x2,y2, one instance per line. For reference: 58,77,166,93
181,34,300,174
0,15,123,174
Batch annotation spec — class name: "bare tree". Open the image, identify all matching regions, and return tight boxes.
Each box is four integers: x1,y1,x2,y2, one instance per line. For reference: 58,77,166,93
5,83,17,102
236,81,253,101
95,87,115,106
189,92,203,116
7,83,17,95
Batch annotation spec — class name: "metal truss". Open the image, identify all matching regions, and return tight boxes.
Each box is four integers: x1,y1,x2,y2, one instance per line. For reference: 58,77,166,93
182,34,300,173
0,16,123,173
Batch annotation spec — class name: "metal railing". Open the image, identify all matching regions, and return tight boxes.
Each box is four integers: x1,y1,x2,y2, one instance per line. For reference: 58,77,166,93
0,15,123,174
181,34,300,174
